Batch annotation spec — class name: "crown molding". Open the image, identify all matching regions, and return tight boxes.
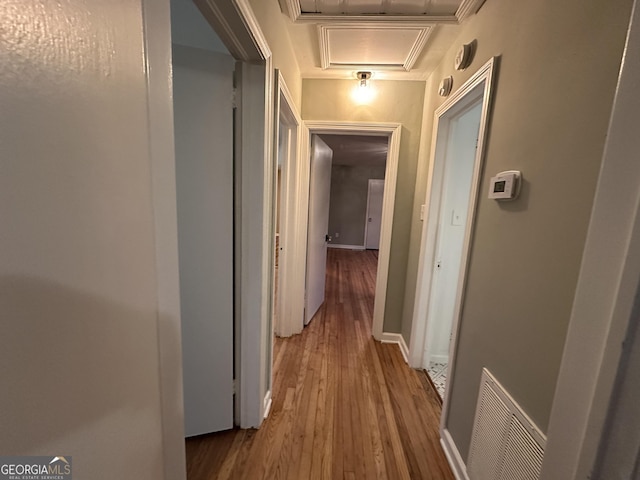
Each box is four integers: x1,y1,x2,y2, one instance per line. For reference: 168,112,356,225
404,26,434,71
299,13,457,24
455,0,487,22
277,0,302,21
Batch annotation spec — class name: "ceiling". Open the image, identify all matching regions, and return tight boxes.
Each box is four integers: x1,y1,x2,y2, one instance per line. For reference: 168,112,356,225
320,134,389,167
278,0,485,80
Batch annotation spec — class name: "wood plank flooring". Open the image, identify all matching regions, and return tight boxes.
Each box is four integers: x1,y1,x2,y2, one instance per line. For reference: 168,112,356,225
186,248,454,479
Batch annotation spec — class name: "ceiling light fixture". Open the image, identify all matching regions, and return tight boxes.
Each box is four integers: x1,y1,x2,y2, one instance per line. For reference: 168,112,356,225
357,71,372,88
352,71,376,104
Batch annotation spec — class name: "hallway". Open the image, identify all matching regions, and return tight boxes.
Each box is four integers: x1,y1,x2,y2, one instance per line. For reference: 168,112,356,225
186,249,454,479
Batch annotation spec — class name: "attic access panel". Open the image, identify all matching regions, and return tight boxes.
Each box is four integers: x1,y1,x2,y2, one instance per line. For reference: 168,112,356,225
318,24,433,71
300,0,461,16
279,0,486,22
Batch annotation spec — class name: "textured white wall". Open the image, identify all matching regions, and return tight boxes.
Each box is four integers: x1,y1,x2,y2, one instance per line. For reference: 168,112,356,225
0,1,183,478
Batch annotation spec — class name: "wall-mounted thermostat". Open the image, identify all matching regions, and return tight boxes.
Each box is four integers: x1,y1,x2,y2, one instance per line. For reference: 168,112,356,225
488,170,522,201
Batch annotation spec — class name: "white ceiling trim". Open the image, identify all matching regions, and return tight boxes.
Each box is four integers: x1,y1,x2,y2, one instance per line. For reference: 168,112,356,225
318,23,434,71
278,0,302,21
455,0,487,21
196,0,272,60
304,13,457,24
278,0,485,24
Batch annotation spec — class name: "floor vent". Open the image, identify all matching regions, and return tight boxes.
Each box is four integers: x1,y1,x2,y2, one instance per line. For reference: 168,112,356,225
467,368,546,480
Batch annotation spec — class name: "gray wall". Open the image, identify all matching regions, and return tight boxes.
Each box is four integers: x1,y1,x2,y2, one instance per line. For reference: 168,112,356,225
328,165,386,247
403,0,634,461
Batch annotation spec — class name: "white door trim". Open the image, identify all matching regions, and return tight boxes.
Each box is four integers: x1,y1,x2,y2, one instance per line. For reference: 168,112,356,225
142,0,186,478
407,58,498,433
274,72,303,338
195,0,271,61
300,121,401,340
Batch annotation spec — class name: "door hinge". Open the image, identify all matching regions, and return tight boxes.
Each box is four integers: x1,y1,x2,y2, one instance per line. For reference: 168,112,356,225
232,88,238,108
232,378,237,395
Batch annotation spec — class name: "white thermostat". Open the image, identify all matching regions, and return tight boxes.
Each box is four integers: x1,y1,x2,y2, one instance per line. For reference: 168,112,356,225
488,170,522,201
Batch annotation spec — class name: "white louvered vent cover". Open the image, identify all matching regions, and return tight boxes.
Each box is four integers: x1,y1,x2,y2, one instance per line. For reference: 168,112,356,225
467,369,546,480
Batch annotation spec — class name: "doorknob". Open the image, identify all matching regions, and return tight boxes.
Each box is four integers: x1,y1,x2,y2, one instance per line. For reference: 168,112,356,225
325,234,332,242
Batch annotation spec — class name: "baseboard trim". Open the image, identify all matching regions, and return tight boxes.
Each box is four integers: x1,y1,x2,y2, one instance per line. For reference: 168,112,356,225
441,428,470,480
380,332,409,364
327,244,366,250
430,354,449,364
263,390,272,419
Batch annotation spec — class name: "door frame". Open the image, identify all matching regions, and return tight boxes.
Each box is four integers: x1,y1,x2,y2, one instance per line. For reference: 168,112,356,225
273,72,303,338
417,98,484,370
298,121,401,340
196,0,275,430
407,58,497,448
364,179,385,249
142,1,187,477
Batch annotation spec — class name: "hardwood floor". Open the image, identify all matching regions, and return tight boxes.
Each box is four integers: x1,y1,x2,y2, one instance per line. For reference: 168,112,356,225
186,248,454,479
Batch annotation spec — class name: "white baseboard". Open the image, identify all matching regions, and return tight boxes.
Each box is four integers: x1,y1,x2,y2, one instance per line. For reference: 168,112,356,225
263,390,272,419
441,428,470,480
327,243,365,250
380,332,409,364
430,354,449,364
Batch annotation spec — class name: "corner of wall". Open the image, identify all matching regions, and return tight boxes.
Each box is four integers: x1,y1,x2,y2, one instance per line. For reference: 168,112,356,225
248,0,303,112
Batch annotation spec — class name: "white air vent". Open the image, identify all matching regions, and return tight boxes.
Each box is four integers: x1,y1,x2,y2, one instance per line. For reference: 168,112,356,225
467,369,546,480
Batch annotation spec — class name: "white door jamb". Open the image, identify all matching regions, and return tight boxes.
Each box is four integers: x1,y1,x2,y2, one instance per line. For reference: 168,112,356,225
275,72,303,338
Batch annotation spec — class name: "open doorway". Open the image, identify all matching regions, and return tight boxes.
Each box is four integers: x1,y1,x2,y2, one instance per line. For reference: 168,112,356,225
409,59,497,423
273,76,301,338
423,99,483,399
300,123,401,340
321,135,388,252
169,0,276,442
304,134,388,327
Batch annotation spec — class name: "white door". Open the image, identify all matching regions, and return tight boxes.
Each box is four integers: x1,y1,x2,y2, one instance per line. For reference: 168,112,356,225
422,100,483,369
365,179,385,249
173,45,234,436
305,135,333,325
